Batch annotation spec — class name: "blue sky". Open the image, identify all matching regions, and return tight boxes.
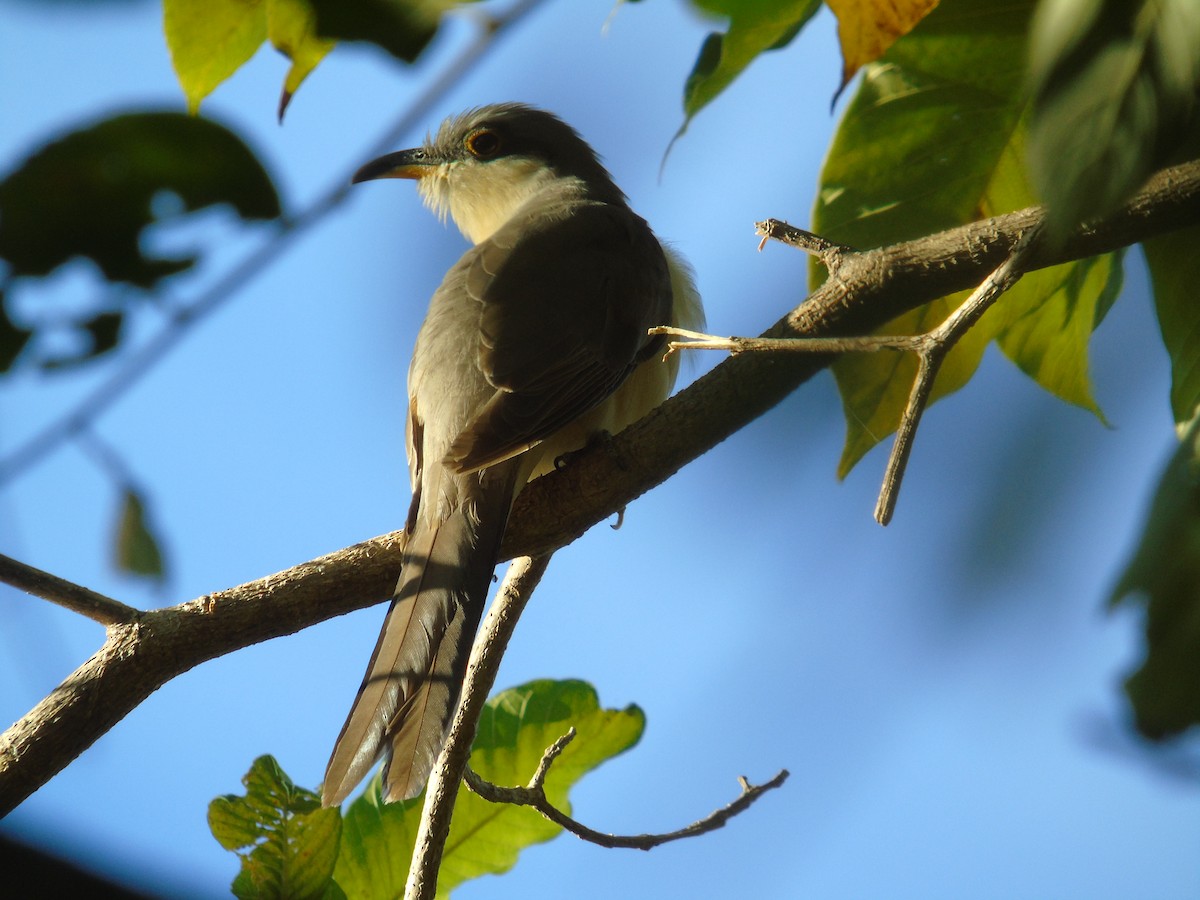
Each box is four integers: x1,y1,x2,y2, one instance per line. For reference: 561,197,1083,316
2,0,1197,897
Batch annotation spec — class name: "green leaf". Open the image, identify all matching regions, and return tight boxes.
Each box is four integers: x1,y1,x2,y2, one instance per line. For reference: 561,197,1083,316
164,0,268,113
0,293,33,373
307,0,459,64
1144,225,1200,424
330,679,644,898
439,679,644,893
677,0,821,137
1110,412,1200,738
1027,0,1200,240
114,487,166,579
209,755,343,900
813,0,1115,475
0,112,280,288
268,0,335,120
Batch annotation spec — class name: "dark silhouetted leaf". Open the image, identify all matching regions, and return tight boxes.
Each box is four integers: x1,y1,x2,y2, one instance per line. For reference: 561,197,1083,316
308,0,461,63
1111,413,1200,738
1028,0,1200,239
0,112,280,288
0,294,33,372
41,310,126,371
1145,225,1200,425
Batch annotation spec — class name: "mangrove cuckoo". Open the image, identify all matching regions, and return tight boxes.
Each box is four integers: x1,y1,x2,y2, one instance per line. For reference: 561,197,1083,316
322,104,704,806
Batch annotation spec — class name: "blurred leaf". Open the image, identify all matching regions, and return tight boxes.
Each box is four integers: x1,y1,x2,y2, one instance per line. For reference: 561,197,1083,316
814,0,1115,475
307,0,459,64
114,487,166,579
40,310,126,370
1027,0,1200,240
331,679,643,897
209,755,343,900
1144,226,1200,425
1111,413,1200,738
0,293,33,372
677,0,821,137
826,0,940,94
0,112,280,288
164,0,268,113
269,0,335,120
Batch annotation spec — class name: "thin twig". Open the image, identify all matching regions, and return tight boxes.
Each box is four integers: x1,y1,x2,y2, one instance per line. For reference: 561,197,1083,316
650,326,922,359
755,219,855,267
464,748,789,851
405,553,553,900
873,222,1044,524
0,0,548,489
655,224,1045,525
0,553,140,627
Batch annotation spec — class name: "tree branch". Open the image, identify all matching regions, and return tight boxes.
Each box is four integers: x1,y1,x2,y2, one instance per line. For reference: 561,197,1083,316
2,159,1198,816
405,554,552,900
0,554,139,627
463,730,789,850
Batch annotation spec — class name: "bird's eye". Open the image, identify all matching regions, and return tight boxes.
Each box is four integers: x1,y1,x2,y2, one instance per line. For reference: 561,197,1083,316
466,129,502,159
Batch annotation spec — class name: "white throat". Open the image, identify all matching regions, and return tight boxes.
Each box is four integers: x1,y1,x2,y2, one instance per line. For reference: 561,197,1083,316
418,157,570,245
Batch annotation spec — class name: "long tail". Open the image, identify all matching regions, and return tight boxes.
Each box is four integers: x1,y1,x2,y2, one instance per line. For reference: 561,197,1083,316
322,473,515,806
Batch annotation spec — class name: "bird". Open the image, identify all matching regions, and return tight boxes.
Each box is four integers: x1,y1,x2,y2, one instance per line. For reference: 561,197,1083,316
321,103,704,806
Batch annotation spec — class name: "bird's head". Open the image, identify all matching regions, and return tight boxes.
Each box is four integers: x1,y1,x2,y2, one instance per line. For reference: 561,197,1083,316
352,103,625,244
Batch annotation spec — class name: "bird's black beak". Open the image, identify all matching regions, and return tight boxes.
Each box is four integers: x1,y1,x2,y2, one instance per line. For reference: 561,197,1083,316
352,148,438,184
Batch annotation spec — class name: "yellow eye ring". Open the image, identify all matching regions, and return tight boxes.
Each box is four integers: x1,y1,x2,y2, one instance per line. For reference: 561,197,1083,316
465,129,502,159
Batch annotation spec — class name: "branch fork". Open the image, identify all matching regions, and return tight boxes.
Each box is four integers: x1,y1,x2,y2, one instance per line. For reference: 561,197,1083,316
654,220,1045,525
465,737,789,851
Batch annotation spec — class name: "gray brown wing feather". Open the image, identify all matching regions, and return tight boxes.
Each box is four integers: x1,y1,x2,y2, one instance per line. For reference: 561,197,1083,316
446,200,672,473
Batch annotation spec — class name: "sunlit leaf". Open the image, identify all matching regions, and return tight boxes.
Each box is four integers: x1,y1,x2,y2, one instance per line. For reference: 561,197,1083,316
825,0,940,93
1027,0,1200,239
677,0,822,138
269,0,335,120
813,0,1115,475
114,487,166,579
1144,226,1200,425
439,679,644,893
330,679,643,897
1110,412,1200,738
0,112,280,288
209,755,343,900
164,0,268,113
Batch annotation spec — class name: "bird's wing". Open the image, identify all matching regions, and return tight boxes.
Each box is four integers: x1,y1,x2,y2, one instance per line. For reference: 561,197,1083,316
446,199,673,474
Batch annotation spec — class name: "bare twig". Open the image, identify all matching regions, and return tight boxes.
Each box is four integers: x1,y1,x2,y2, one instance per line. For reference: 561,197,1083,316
873,223,1044,524
0,553,139,627
464,731,789,850
405,553,553,900
653,223,1046,525
756,219,855,268
650,326,923,359
0,0,548,489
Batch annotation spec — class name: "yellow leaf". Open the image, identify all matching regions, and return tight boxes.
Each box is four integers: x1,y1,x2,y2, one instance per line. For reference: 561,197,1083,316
826,0,941,92
267,0,335,121
164,0,268,113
